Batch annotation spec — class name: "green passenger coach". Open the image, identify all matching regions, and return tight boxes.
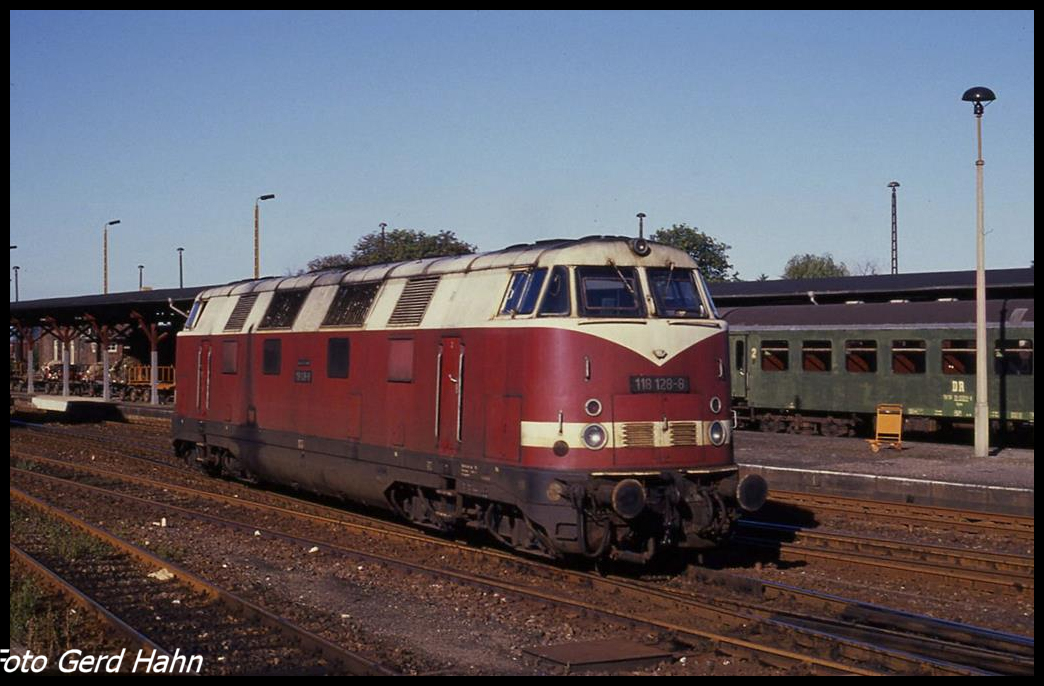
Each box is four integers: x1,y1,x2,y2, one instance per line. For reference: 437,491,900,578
722,299,1033,438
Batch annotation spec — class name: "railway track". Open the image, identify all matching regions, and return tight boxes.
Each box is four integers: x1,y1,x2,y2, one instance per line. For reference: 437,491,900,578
766,489,1034,541
9,488,394,676
735,520,1033,596
10,443,1034,675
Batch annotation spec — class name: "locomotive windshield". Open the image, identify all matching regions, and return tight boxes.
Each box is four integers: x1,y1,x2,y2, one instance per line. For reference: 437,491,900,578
647,267,711,318
576,266,645,317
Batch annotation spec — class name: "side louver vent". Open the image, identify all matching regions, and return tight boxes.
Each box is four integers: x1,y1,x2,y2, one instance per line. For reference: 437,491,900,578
224,293,259,332
387,276,440,327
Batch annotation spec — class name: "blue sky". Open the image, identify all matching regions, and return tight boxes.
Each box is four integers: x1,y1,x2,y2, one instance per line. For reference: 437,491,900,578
10,10,1035,299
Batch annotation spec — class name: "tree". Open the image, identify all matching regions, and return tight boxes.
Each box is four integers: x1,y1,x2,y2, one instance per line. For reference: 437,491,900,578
307,228,478,272
650,224,738,282
782,253,851,280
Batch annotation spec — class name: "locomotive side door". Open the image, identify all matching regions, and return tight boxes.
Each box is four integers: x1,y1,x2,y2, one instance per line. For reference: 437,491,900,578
436,337,464,456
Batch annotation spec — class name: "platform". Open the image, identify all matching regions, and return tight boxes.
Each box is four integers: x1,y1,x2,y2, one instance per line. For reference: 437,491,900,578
735,431,1034,517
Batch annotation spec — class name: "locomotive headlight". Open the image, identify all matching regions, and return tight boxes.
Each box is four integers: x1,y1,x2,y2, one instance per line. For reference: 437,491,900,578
709,396,722,414
708,420,728,446
584,398,603,417
582,423,608,450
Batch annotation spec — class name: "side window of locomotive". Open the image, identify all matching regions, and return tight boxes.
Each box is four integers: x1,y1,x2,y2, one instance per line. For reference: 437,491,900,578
845,340,878,373
576,266,645,317
538,266,571,316
327,338,350,378
323,282,380,327
222,341,238,374
942,339,975,375
185,299,208,330
262,339,282,375
801,340,832,372
501,268,547,316
995,339,1033,376
760,340,789,372
387,338,414,382
259,290,308,330
892,339,926,374
647,268,706,318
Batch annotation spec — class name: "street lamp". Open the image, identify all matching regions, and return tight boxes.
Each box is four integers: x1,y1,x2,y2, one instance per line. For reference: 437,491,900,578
138,264,145,291
177,247,185,288
254,194,276,279
12,265,19,302
103,219,121,294
962,86,996,458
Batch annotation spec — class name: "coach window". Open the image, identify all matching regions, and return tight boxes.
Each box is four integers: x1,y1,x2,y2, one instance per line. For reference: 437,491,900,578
222,340,238,374
892,339,926,374
262,339,282,375
845,340,877,373
760,340,789,372
576,265,645,318
327,338,350,378
995,339,1033,376
259,290,308,330
942,339,975,375
735,340,745,373
538,266,571,316
801,341,831,372
501,269,548,316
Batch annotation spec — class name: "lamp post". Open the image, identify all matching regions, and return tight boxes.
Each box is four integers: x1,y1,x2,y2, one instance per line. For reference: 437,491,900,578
177,247,185,288
138,264,145,291
103,219,121,294
254,194,276,279
962,86,996,459
12,265,19,302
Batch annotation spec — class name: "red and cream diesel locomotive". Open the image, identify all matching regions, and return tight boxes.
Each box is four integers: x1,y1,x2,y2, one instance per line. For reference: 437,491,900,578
172,236,767,563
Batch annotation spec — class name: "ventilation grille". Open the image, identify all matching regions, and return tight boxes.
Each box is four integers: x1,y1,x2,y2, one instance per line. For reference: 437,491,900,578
224,293,259,332
618,421,702,447
387,277,440,327
620,422,655,448
668,422,700,446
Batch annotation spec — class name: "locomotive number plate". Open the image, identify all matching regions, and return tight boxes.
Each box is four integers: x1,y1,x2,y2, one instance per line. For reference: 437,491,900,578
629,375,690,393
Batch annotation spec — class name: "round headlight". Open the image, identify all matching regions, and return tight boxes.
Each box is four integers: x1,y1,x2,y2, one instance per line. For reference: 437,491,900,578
708,420,727,446
582,423,608,450
584,398,603,417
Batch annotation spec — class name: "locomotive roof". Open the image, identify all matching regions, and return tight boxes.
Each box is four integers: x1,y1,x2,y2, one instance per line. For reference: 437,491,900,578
720,298,1034,330
196,236,697,300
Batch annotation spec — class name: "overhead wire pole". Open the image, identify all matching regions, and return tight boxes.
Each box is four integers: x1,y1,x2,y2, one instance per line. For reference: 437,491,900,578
888,181,900,274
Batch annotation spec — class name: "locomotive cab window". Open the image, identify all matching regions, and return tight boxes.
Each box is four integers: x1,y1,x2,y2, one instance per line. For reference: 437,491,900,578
647,267,707,318
538,266,571,316
576,266,645,318
995,339,1033,376
845,340,877,373
801,340,832,372
942,340,975,375
259,290,308,330
892,339,926,374
760,340,789,372
185,299,208,330
501,268,547,316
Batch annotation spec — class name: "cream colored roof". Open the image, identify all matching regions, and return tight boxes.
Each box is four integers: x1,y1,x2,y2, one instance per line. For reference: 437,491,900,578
197,236,697,300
